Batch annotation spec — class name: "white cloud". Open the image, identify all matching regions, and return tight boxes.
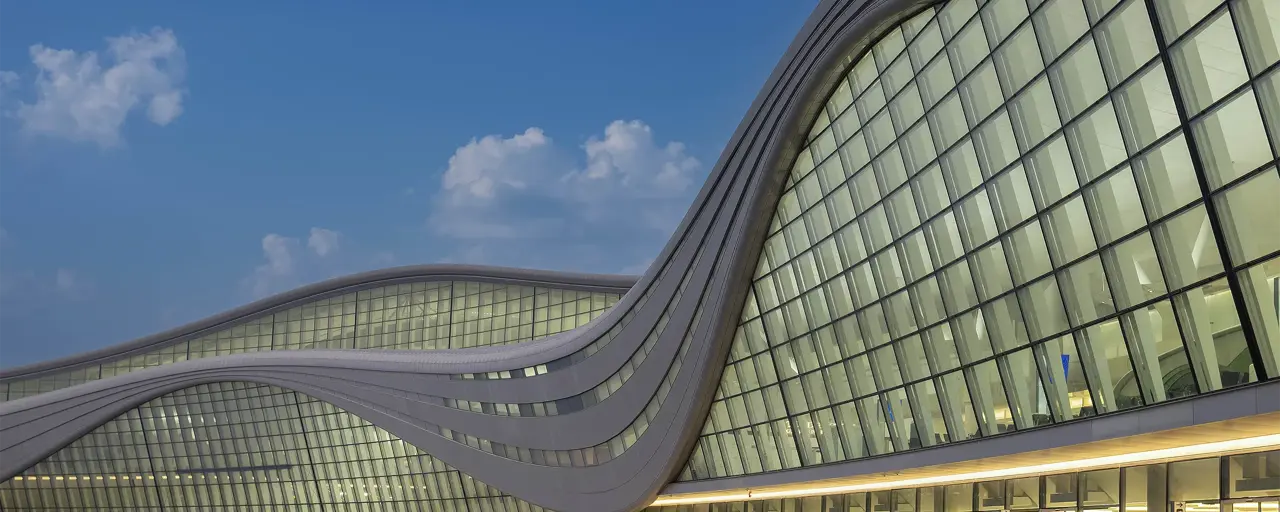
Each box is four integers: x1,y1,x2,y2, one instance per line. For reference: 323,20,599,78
307,227,341,257
248,233,299,297
426,119,703,272
246,227,351,297
12,27,186,147
562,120,701,231
430,127,565,240
442,127,549,200
576,120,699,193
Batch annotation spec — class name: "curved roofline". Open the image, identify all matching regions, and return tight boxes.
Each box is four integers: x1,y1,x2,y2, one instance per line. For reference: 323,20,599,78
0,264,637,380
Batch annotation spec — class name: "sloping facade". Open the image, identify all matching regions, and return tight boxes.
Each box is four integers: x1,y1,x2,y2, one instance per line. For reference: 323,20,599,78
2,0,1279,511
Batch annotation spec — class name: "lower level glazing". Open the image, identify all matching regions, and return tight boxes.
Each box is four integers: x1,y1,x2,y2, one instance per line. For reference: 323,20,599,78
652,449,1280,512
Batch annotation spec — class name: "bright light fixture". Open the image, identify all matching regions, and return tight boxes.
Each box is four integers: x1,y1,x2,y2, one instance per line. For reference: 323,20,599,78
651,434,1280,506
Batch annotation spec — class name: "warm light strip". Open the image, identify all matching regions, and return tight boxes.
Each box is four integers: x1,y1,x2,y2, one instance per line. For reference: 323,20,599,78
651,434,1280,506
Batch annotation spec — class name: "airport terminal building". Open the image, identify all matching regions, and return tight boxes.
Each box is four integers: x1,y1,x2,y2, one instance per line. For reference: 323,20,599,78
3,0,1280,510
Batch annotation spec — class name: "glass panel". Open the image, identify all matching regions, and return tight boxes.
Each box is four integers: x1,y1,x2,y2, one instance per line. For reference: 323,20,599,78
1067,101,1128,181
967,360,1015,435
884,387,918,451
1007,476,1040,510
1152,205,1224,289
899,335,932,382
961,62,1005,126
1227,450,1280,498
945,483,975,512
1027,135,1081,209
1170,10,1251,115
1085,167,1146,245
1175,278,1255,391
1045,196,1098,265
1193,91,1273,189
1133,134,1199,218
1105,233,1168,309
926,322,963,374
938,370,981,441
982,0,1028,47
1097,0,1159,85
1034,0,1089,62
860,395,894,456
1050,38,1108,120
1010,77,1062,150
999,348,1050,429
911,380,949,447
1154,0,1223,42
1061,256,1116,327
1218,169,1280,267
994,23,1044,96
1170,457,1223,501
977,480,1006,511
1036,334,1097,420
1125,463,1169,512
1045,473,1080,508
1114,64,1180,154
1236,0,1280,75
1019,274,1069,341
1077,319,1142,412
1121,300,1197,403
1082,468,1122,505
1007,220,1054,285
1237,257,1280,380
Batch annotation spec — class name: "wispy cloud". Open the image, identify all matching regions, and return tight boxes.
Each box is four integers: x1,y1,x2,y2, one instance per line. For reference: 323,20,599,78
6,27,186,147
426,119,702,272
307,227,340,257
245,227,347,298
247,233,300,297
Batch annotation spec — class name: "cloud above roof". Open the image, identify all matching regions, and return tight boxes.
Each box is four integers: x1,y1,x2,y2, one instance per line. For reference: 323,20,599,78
427,119,703,274
7,27,186,148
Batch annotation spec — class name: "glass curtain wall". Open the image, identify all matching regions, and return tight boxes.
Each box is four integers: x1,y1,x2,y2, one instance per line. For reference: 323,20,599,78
684,0,1280,481
1,281,622,402
650,449,1280,512
0,382,551,512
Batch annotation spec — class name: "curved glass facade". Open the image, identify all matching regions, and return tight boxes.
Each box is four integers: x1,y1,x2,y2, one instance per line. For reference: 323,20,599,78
4,0,1280,510
0,382,550,512
1,281,623,402
683,0,1280,481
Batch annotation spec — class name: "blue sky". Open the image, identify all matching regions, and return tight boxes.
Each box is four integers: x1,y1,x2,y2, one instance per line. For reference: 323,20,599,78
0,2,816,367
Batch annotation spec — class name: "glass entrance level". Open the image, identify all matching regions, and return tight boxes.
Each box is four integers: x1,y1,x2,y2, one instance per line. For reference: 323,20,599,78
1183,501,1280,512
647,449,1280,512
